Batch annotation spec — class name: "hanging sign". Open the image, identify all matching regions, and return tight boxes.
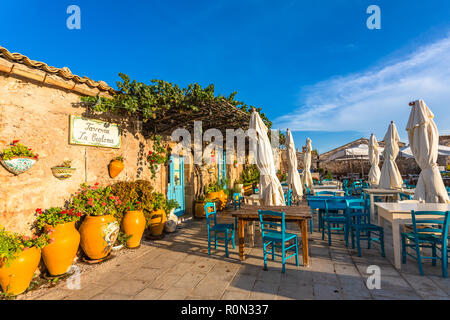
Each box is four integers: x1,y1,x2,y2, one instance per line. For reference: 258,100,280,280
69,115,121,149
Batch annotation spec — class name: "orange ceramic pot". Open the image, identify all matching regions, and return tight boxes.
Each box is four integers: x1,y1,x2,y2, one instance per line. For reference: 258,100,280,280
149,209,167,236
194,201,207,218
42,221,80,276
109,160,124,178
218,190,228,209
0,247,41,295
79,215,119,260
122,210,146,248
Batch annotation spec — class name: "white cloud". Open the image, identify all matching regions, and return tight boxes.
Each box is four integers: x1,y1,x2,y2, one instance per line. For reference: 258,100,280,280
274,35,450,141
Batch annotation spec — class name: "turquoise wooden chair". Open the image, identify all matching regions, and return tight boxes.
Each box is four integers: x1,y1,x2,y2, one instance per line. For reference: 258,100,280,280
233,192,242,210
258,210,299,273
284,189,293,206
307,197,327,234
304,184,312,195
399,193,412,201
322,198,349,246
346,198,385,257
401,210,450,277
205,202,235,257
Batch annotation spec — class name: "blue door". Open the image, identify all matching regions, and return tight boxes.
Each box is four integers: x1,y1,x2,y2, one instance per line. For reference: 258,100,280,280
218,149,227,188
167,155,185,217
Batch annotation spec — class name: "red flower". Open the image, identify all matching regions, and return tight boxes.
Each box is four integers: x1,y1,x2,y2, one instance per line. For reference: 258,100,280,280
76,212,81,217
61,210,68,215
11,140,19,145
22,236,30,241
101,202,106,206
32,235,38,240
94,182,100,186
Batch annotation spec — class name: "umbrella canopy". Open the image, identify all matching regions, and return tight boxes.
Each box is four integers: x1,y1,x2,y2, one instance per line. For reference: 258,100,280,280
379,121,403,190
368,134,381,186
400,144,450,158
249,111,285,206
286,129,303,200
302,138,313,188
406,99,449,203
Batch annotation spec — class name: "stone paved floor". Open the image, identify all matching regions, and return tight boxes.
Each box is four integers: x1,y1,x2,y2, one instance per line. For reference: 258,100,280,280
23,213,450,300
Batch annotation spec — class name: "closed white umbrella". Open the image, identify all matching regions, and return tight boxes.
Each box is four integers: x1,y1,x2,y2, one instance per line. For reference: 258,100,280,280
302,138,313,188
286,129,303,200
406,99,449,203
379,121,403,190
368,133,381,186
249,111,285,206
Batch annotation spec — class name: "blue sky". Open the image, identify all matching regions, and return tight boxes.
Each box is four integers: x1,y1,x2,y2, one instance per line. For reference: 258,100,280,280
1,0,450,153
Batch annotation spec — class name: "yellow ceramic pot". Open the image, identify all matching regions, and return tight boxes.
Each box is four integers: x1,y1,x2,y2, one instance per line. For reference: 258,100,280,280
109,160,124,178
218,190,228,209
122,210,146,248
149,209,167,236
194,201,206,218
0,247,41,295
79,215,119,260
42,221,80,276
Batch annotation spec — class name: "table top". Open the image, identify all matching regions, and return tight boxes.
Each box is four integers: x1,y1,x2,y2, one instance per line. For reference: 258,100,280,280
375,202,450,213
313,185,339,189
363,188,403,194
227,204,311,220
313,189,345,195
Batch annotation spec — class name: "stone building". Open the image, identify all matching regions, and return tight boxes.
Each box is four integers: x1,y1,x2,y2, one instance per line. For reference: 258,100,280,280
0,46,244,234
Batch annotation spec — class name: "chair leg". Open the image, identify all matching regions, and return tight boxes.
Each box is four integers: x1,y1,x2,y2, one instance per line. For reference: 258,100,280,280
282,242,286,273
351,227,355,249
415,243,424,276
225,231,229,258
272,242,275,261
232,228,236,249
432,243,436,267
380,230,385,258
327,221,332,246
295,237,299,267
208,233,211,256
310,214,314,234
215,234,218,250
401,235,407,264
367,231,371,249
442,249,448,278
322,220,326,241
263,242,268,271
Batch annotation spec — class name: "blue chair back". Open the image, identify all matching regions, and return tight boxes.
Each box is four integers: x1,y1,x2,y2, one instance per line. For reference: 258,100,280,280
399,193,412,201
258,210,286,241
233,192,242,210
315,191,337,196
284,189,293,206
345,198,370,223
410,211,450,241
307,197,327,210
325,198,347,213
204,202,217,228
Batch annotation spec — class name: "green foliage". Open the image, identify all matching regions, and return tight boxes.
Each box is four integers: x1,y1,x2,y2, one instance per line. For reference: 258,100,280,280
114,156,124,162
0,228,49,267
111,180,154,225
147,135,170,179
151,192,166,211
54,160,73,168
80,73,272,128
277,170,287,182
205,181,221,194
70,183,121,217
115,232,132,246
1,141,38,161
166,199,179,213
240,164,260,186
34,207,81,230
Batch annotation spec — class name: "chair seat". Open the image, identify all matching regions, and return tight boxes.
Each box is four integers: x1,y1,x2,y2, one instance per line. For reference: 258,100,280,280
402,232,439,243
263,231,297,242
353,223,383,232
210,224,233,232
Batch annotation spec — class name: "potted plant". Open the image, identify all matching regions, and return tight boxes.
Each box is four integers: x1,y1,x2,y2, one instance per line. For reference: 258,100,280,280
112,232,132,251
121,199,146,248
70,183,121,260
234,177,244,195
34,207,81,276
147,135,169,179
164,199,180,233
51,160,76,180
194,195,213,218
109,156,124,178
0,140,39,175
0,228,49,295
148,192,167,236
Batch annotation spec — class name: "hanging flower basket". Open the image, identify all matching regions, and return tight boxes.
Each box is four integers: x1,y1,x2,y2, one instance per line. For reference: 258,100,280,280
1,157,37,175
51,166,76,180
0,140,39,175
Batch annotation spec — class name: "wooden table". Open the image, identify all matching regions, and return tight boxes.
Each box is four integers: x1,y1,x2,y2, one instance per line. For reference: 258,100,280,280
227,204,312,267
375,202,450,270
363,188,407,219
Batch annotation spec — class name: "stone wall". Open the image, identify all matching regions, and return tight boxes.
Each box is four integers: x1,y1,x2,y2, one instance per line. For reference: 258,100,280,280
0,73,167,234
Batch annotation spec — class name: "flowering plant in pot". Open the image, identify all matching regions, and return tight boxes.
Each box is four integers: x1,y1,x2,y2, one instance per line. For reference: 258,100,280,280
34,207,81,276
148,192,167,236
70,183,121,260
164,199,180,233
0,227,49,295
51,160,76,180
109,156,124,178
0,140,39,175
147,135,169,179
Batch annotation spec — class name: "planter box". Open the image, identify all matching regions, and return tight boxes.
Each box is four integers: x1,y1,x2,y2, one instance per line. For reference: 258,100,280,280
1,157,37,175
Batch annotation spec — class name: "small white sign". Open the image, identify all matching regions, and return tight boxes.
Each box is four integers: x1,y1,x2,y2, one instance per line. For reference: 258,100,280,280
69,115,121,149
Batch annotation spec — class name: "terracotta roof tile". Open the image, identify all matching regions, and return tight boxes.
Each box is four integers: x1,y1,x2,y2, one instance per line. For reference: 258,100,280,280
0,45,116,95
